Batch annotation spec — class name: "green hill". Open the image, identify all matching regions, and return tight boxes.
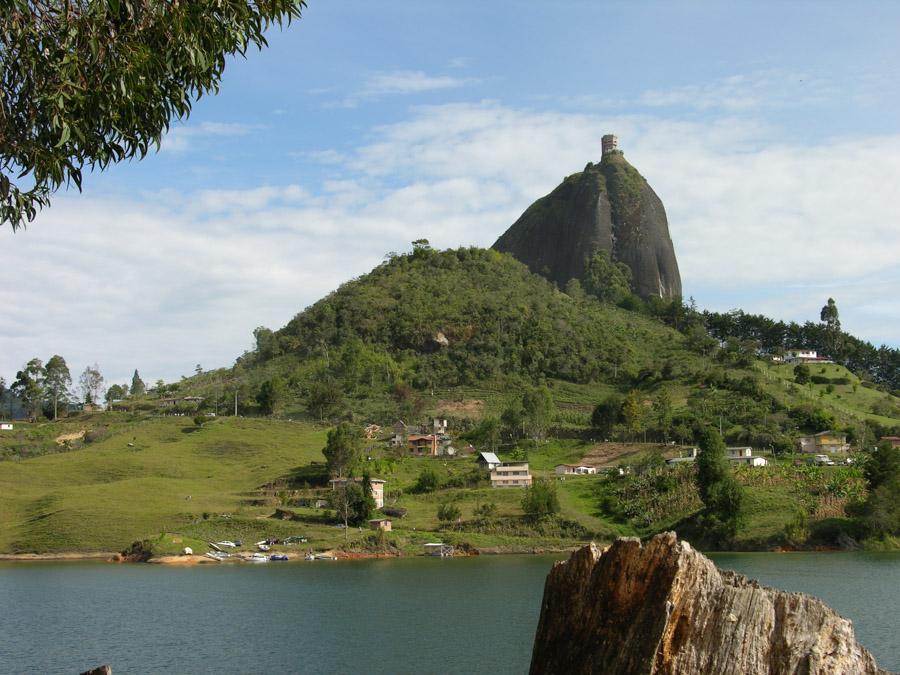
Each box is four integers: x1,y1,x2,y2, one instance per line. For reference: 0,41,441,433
2,246,899,554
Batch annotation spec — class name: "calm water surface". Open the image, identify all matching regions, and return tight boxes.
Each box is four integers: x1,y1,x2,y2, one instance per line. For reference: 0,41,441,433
0,552,898,674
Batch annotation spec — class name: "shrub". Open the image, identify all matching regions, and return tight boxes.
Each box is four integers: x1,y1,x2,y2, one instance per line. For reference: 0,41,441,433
473,502,498,519
521,480,560,520
413,468,440,494
437,502,461,525
83,428,109,444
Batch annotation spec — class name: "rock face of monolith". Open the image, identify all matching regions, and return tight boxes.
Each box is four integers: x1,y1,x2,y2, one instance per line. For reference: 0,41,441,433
493,146,681,300
530,533,890,675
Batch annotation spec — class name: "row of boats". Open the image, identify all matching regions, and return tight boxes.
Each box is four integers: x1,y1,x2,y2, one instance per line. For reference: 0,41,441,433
206,540,337,563
205,551,290,562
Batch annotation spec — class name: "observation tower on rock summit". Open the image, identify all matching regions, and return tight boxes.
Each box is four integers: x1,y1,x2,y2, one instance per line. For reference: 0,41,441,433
601,134,618,155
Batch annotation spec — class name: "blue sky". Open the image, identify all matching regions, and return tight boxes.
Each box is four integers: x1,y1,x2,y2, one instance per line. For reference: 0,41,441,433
3,1,900,389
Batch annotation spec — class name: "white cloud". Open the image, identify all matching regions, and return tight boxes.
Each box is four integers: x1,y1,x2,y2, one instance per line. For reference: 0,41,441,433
160,121,260,154
638,71,837,112
3,101,899,385
361,70,476,96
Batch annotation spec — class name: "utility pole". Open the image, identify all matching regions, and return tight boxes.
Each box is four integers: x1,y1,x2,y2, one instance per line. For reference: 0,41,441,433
234,390,238,417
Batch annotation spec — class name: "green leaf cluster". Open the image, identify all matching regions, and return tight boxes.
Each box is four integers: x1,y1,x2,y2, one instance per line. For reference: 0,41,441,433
1,0,305,229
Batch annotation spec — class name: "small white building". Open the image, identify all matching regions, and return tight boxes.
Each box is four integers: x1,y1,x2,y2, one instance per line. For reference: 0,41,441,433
784,349,832,364
554,464,597,476
477,452,502,470
490,462,533,488
727,447,769,467
424,542,454,557
0,423,13,431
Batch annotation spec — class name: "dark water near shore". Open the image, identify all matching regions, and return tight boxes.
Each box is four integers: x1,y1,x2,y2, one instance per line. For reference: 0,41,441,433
0,552,897,674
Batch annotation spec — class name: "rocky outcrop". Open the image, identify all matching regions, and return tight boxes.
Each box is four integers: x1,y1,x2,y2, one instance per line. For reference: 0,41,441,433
530,532,889,675
79,666,112,675
493,152,681,299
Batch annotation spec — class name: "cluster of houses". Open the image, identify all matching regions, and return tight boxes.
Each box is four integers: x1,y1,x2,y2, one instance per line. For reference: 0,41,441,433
665,446,770,467
325,417,890,538
391,418,462,457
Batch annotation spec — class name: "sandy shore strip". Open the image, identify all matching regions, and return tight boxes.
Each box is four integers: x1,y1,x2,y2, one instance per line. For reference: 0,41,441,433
0,552,119,562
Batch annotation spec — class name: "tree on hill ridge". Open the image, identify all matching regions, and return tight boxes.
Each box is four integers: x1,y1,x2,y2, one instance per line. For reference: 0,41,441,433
323,422,362,478
44,355,71,419
131,370,146,397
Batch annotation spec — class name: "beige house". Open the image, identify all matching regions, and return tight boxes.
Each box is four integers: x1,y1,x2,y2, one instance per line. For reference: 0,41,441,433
408,434,439,456
490,462,533,488
328,477,386,508
368,518,392,532
799,431,849,455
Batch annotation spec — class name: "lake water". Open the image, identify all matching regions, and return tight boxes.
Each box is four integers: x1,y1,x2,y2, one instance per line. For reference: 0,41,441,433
0,552,897,674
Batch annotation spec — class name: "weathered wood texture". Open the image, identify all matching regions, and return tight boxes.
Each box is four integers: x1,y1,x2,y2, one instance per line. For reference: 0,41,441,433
530,533,890,675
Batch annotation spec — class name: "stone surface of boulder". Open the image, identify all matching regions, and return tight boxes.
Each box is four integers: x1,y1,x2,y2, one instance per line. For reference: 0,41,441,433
530,532,890,675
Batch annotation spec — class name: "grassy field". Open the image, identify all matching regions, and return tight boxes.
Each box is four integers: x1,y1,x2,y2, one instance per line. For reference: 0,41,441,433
758,362,900,427
0,416,327,553
0,406,886,555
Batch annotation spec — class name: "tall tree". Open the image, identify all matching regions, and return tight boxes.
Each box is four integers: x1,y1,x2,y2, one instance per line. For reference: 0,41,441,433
695,428,745,541
1,1,305,230
79,364,104,405
592,395,623,439
256,376,287,416
819,298,843,359
43,354,72,419
652,389,673,442
522,385,555,440
860,440,900,538
130,370,146,397
621,390,645,441
331,481,368,538
105,384,126,404
11,358,44,418
322,422,362,478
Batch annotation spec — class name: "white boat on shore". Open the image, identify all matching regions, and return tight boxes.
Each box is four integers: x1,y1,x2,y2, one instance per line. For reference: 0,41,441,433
305,552,336,561
246,553,269,563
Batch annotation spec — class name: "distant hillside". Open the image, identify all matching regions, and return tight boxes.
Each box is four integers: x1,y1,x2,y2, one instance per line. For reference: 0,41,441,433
260,245,686,387
203,245,899,448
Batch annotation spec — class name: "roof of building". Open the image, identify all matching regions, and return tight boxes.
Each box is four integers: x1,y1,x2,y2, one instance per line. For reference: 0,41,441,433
478,452,501,464
328,477,386,484
407,434,436,441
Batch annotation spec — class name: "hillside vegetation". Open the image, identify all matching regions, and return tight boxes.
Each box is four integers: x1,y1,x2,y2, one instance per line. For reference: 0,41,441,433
2,246,898,554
